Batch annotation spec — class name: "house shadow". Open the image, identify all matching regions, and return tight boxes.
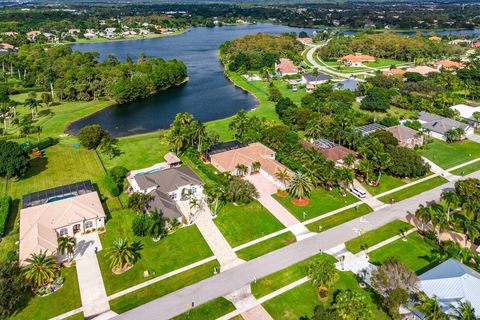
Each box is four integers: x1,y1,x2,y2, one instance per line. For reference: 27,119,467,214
74,239,95,259
22,157,48,179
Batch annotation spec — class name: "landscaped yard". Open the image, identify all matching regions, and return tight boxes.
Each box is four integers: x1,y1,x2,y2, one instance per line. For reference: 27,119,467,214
418,139,480,169
273,188,358,221
306,204,372,233
378,176,447,203
450,159,480,176
109,260,219,314
97,209,213,295
361,174,406,196
171,297,235,320
345,220,413,254
236,231,296,261
214,201,285,247
11,266,81,320
369,232,440,274
364,58,408,68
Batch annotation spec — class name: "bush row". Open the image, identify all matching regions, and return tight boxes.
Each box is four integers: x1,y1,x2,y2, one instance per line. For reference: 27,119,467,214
0,197,11,236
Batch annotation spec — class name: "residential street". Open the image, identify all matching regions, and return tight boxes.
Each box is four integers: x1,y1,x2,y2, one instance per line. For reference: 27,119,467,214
113,170,480,320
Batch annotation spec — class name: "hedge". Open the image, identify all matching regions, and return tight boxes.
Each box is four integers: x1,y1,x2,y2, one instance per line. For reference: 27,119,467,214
0,197,11,237
22,137,58,152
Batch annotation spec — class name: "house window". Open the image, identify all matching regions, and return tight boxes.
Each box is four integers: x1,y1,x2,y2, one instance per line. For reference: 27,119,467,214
85,221,93,229
59,228,68,237
171,192,177,200
191,186,197,193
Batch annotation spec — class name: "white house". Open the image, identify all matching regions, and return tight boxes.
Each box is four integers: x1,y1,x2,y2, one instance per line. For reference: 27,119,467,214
451,104,480,128
418,111,474,140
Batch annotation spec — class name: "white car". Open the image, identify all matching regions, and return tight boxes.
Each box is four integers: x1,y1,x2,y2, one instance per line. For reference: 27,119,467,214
350,186,366,198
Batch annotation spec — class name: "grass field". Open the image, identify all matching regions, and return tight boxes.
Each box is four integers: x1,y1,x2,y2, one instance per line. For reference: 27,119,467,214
450,159,480,176
109,260,219,314
10,266,81,320
364,58,408,68
171,297,235,320
378,176,447,203
214,201,285,247
97,209,213,295
273,188,358,221
306,204,372,233
361,174,406,196
236,232,296,261
345,220,414,254
369,232,440,274
418,139,480,169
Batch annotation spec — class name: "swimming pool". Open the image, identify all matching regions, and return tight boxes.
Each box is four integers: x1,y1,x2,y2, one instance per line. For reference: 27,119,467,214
135,166,168,176
47,194,76,203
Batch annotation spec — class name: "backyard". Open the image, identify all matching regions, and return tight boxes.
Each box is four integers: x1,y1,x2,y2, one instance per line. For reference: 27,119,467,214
418,139,480,169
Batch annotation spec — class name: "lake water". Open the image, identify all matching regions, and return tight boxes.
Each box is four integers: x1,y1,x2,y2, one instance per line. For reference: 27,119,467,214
67,24,316,137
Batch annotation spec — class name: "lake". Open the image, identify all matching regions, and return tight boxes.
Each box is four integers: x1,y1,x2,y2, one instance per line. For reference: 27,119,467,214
67,23,316,137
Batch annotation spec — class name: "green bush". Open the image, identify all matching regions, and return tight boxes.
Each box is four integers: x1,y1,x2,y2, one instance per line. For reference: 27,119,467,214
23,137,57,152
0,197,11,236
186,153,222,184
104,174,120,197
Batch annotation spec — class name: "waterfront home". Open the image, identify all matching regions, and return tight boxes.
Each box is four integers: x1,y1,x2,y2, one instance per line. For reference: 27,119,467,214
302,139,357,166
355,123,387,137
428,36,442,41
3,32,18,37
207,142,293,188
297,37,313,45
275,58,299,77
68,29,81,35
383,68,406,77
340,53,375,67
450,104,480,128
418,111,473,140
434,60,466,70
19,181,106,265
301,72,332,86
385,125,424,148
405,66,440,76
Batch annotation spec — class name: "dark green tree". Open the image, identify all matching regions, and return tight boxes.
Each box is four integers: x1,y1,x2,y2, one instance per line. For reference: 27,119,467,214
0,141,29,178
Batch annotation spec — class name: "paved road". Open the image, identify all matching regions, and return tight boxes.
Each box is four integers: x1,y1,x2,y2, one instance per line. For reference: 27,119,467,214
114,170,479,320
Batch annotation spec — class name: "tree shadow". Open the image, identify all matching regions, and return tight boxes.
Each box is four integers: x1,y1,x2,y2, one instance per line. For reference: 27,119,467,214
22,157,48,180
4,198,20,236
92,182,113,220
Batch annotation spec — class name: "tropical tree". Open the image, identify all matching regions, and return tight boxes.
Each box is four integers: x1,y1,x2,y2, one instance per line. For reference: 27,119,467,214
462,199,480,221
450,301,477,320
415,204,432,231
41,92,53,108
0,260,32,318
288,172,313,200
106,238,143,273
99,134,119,160
275,168,291,190
333,289,373,320
308,259,338,296
431,206,450,237
57,236,76,262
416,296,448,320
342,153,355,169
441,190,458,216
204,184,225,214
22,251,59,289
23,96,40,118
444,128,465,143
456,215,480,246
149,209,168,240
336,167,354,195
235,164,248,176
128,192,153,213
251,161,261,174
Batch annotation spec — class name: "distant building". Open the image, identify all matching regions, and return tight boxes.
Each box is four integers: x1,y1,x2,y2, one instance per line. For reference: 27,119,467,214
297,37,313,45
68,29,81,34
405,66,440,76
418,111,473,140
385,125,424,148
275,58,299,77
450,104,480,128
3,32,18,37
340,53,375,67
434,60,466,70
428,36,442,41
383,68,406,77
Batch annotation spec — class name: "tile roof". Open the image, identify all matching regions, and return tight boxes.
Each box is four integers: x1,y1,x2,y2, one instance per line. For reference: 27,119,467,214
385,125,419,141
341,53,375,63
406,66,440,76
302,140,356,162
276,58,298,75
434,60,465,69
133,166,203,192
383,68,406,76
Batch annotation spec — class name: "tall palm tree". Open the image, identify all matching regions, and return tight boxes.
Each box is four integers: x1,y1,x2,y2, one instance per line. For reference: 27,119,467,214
441,190,458,217
22,251,59,289
204,184,225,214
462,199,480,220
450,301,477,320
57,236,76,262
275,168,291,190
288,172,313,200
235,164,248,176
415,204,432,231
106,238,143,272
342,154,355,169
417,296,448,320
431,206,450,237
456,215,480,246
24,97,40,118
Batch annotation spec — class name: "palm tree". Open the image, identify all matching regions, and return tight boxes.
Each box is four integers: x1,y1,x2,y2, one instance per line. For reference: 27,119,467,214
462,199,480,220
457,247,474,264
275,169,291,190
235,164,248,176
57,236,76,262
417,296,448,320
22,251,59,289
342,154,355,169
415,204,432,231
288,172,313,200
450,301,477,320
430,206,450,237
24,97,40,118
204,184,225,214
441,190,458,217
456,215,480,246
251,161,261,174
149,209,167,240
106,238,143,273
308,259,338,295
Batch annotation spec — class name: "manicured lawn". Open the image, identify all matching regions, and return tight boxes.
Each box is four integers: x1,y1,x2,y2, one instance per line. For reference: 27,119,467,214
214,201,285,247
11,266,81,320
236,232,296,261
361,175,406,196
364,58,407,68
273,188,358,221
109,260,219,314
262,271,388,320
450,159,480,176
171,297,235,320
378,176,447,203
345,220,414,254
98,209,213,295
306,204,373,233
418,139,480,169
369,232,440,274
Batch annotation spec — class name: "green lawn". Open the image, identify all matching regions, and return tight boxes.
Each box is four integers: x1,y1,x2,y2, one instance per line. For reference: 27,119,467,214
418,139,480,169
171,297,235,320
97,209,213,295
262,271,388,320
345,220,414,254
369,232,440,274
450,159,480,176
364,58,408,68
378,176,447,203
361,175,406,196
236,232,296,261
11,266,81,320
109,260,219,314
306,204,373,233
214,201,285,247
273,188,358,221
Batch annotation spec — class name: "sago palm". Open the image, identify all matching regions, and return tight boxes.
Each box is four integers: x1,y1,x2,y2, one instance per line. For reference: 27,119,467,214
288,172,313,200
107,238,143,271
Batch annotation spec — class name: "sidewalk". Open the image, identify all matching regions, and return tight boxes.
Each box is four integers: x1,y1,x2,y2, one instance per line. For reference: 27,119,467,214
421,156,458,182
224,286,272,320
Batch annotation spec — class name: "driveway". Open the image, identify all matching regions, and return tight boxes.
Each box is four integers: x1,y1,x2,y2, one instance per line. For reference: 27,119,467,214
467,134,480,144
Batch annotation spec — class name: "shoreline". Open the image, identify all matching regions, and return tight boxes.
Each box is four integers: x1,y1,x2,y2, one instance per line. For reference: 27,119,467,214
62,29,186,45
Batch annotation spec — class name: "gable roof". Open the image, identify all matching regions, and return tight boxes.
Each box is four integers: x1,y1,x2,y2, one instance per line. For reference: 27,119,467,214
164,152,181,165
419,111,470,134
341,53,375,63
419,258,480,316
385,125,419,141
383,68,406,76
434,60,465,69
133,166,203,192
147,190,183,220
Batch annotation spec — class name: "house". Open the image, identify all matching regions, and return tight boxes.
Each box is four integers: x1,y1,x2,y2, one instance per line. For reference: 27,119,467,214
340,53,375,67
3,32,18,37
418,111,473,140
428,36,442,41
164,151,181,168
0,43,14,50
434,60,466,70
275,58,299,77
19,181,106,265
385,125,424,148
415,258,480,317
26,30,41,39
68,29,81,35
297,37,313,45
129,166,204,225
450,104,480,128
208,142,293,188
333,79,359,91
448,39,472,46
405,66,440,76
302,139,356,165
301,72,332,86
383,68,406,77
355,123,387,136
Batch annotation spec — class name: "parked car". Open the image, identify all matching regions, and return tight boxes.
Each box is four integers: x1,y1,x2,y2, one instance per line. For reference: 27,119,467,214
350,186,366,198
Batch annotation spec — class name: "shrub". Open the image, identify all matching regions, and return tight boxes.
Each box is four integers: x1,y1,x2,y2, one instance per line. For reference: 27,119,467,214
0,197,11,237
109,166,128,185
78,124,107,149
132,214,151,237
23,137,57,152
104,174,120,197
423,230,438,245
0,141,30,178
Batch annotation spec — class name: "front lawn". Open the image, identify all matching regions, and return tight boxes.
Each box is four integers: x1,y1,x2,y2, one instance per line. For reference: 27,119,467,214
450,159,480,176
236,232,296,261
361,175,406,196
345,220,413,254
378,176,447,203
364,58,407,68
171,297,235,320
214,201,285,247
11,266,81,320
273,188,358,221
369,232,440,274
306,204,372,233
109,260,219,314
418,139,480,169
98,209,213,295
